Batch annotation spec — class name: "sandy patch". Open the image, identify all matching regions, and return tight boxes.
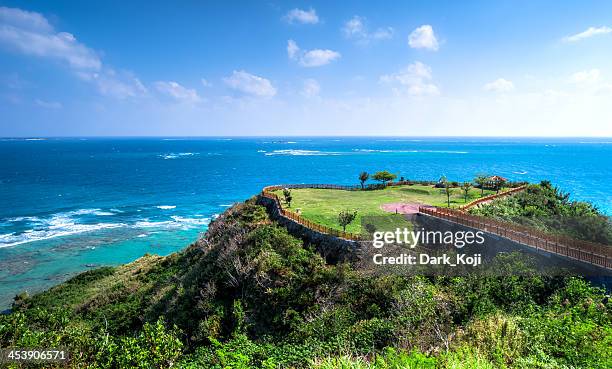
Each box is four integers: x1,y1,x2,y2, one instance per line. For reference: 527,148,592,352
380,203,434,215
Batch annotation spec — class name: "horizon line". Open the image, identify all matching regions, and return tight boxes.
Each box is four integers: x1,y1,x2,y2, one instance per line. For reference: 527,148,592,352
2,135,612,139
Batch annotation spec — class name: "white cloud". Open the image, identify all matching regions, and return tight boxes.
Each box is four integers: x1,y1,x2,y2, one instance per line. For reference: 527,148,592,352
35,99,62,109
300,49,341,67
287,39,299,59
0,7,101,70
371,28,394,40
569,69,601,84
0,6,145,99
223,70,276,97
201,78,212,87
284,8,318,24
0,6,52,33
79,69,147,99
154,81,201,103
301,79,320,98
287,40,340,67
199,82,611,136
483,78,515,92
343,16,365,37
342,16,393,44
563,26,612,42
380,61,439,96
408,25,439,51
566,69,612,94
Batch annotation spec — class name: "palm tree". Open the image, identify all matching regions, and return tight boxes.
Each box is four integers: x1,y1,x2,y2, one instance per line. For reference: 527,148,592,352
461,182,472,203
443,182,454,207
359,172,369,189
474,175,489,196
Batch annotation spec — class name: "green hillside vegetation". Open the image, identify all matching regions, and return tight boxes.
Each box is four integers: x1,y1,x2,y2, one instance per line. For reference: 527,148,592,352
469,181,612,245
2,197,611,368
272,185,495,233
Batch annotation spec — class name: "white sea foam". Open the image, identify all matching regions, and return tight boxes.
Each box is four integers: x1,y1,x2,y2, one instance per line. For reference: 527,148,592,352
159,152,199,160
64,208,106,216
219,204,233,207
156,205,176,210
170,215,210,225
8,216,42,223
0,222,125,248
93,211,115,216
353,149,468,154
7,208,115,223
375,139,424,142
513,171,528,175
0,206,211,248
134,220,172,228
265,149,343,156
135,216,210,231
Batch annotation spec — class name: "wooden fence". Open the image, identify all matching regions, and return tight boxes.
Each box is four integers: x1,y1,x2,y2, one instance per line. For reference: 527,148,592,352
262,183,612,270
459,185,527,210
261,185,362,241
419,206,612,270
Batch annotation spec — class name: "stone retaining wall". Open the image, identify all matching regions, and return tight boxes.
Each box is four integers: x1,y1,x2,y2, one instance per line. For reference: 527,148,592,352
257,195,360,263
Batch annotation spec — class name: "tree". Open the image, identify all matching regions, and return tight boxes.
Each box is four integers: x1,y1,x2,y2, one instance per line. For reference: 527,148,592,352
372,171,397,186
461,182,472,203
435,175,448,188
492,177,506,194
359,172,369,189
283,188,292,207
442,182,454,207
338,210,357,232
474,174,489,196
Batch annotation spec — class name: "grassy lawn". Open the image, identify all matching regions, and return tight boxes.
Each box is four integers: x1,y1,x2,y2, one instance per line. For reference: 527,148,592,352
273,184,497,233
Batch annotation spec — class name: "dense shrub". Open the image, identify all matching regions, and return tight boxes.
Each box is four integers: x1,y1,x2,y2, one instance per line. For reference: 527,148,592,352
470,181,612,244
2,199,611,368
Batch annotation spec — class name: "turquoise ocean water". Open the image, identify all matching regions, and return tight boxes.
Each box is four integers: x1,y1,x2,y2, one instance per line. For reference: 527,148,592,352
1,137,611,308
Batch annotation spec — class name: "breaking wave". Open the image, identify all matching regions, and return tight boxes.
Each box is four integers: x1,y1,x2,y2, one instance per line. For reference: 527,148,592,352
265,150,344,156
156,205,176,210
0,207,209,248
135,216,210,230
159,152,199,160
353,149,468,154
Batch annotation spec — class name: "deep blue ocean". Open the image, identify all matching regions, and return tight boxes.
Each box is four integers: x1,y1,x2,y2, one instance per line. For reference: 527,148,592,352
1,137,611,308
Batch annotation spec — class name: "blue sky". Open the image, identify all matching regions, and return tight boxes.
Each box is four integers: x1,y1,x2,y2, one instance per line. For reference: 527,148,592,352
1,0,611,136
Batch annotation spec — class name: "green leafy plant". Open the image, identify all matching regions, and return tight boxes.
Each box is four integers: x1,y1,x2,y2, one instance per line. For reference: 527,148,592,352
283,188,293,207
372,171,397,186
338,210,358,231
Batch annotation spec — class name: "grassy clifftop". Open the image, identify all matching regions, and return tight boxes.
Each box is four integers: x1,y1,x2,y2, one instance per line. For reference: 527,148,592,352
272,184,496,233
1,196,611,368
